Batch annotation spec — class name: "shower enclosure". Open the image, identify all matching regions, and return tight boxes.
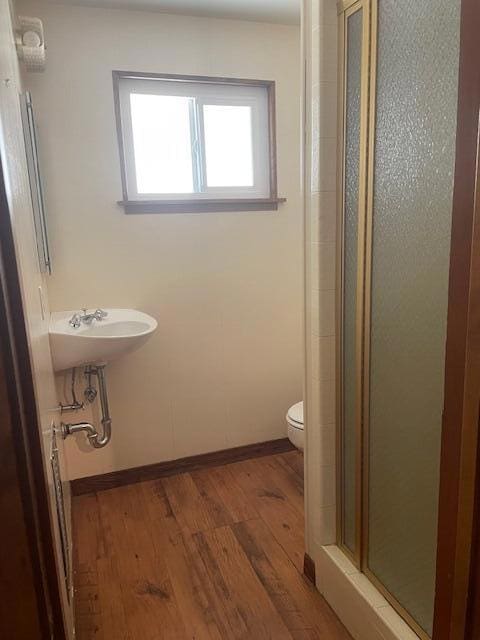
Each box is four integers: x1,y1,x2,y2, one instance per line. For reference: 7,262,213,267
337,1,462,637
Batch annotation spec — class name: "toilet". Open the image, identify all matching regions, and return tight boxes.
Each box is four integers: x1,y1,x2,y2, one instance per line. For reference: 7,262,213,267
286,401,304,451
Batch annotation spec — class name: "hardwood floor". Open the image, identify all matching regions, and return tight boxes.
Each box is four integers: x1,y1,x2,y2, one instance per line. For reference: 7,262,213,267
73,450,352,640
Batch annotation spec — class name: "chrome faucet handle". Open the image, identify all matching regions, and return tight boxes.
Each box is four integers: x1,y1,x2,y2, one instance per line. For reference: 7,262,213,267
69,313,82,329
94,308,108,320
81,308,95,325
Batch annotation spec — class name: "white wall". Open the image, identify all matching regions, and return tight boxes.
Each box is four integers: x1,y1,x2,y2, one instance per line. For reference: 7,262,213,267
19,1,303,479
0,0,73,635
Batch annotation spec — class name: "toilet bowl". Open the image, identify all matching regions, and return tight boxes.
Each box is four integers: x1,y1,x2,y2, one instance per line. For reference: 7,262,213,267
286,401,304,451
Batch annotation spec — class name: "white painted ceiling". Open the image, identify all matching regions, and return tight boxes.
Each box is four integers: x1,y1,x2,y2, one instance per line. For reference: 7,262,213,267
43,0,301,25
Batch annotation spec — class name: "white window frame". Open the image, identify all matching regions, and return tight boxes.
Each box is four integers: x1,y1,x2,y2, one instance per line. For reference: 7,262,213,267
113,71,283,213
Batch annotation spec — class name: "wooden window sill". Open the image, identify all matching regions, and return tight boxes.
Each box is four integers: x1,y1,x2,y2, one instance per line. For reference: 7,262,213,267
118,197,287,214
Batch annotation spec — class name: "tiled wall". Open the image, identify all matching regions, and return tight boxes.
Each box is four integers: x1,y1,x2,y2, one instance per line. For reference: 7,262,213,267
304,0,338,553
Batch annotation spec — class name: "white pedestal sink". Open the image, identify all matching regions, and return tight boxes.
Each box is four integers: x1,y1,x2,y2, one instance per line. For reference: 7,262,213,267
49,308,157,372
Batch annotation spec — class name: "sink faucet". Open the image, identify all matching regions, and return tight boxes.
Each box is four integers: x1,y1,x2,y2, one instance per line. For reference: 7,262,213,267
69,308,108,328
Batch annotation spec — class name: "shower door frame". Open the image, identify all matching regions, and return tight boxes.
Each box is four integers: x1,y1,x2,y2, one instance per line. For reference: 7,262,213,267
338,0,441,635
336,0,370,570
336,0,480,638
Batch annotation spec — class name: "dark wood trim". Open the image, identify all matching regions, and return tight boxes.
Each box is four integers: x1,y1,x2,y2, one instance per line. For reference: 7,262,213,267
71,437,295,496
466,416,480,639
433,0,480,638
303,553,316,585
113,70,276,87
0,157,65,637
119,197,287,214
112,70,129,203
0,299,45,638
112,70,280,211
267,79,278,202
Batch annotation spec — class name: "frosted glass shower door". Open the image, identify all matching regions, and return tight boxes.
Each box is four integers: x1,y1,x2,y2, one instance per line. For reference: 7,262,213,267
364,0,461,637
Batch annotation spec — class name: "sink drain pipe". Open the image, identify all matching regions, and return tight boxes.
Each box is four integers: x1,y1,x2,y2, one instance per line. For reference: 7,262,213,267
62,365,112,448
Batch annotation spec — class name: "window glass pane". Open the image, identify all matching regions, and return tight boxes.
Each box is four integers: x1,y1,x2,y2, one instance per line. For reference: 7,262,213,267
203,104,254,187
130,94,194,194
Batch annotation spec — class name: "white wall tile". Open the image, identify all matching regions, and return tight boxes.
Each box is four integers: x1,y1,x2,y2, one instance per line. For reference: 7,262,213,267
313,241,336,290
306,421,335,497
311,288,335,336
312,335,335,380
311,135,337,192
315,0,338,28
311,0,320,29
305,0,340,580
317,504,337,545
320,138,338,192
318,422,336,466
317,377,336,423
312,26,338,85
311,191,337,243
312,81,337,138
318,464,335,506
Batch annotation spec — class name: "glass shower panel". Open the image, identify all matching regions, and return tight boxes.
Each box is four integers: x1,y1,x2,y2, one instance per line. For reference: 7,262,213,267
341,6,363,555
367,0,461,635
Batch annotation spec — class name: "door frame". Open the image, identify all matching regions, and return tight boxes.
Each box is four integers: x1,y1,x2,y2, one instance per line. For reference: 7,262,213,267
433,0,480,638
0,154,66,638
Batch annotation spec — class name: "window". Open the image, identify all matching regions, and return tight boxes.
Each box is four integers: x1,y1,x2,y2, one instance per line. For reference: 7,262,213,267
113,72,284,213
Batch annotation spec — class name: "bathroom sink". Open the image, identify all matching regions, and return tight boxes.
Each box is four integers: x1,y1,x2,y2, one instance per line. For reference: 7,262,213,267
49,308,158,371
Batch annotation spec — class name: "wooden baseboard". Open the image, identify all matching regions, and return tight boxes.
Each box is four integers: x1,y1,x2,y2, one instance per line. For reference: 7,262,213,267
303,553,316,585
71,437,295,496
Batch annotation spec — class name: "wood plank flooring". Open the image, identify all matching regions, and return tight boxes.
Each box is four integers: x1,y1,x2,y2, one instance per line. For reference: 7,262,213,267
72,451,352,640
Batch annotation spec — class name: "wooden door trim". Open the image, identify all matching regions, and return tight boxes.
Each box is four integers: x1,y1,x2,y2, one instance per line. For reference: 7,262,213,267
466,415,480,638
0,296,47,637
433,0,480,637
0,156,66,637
